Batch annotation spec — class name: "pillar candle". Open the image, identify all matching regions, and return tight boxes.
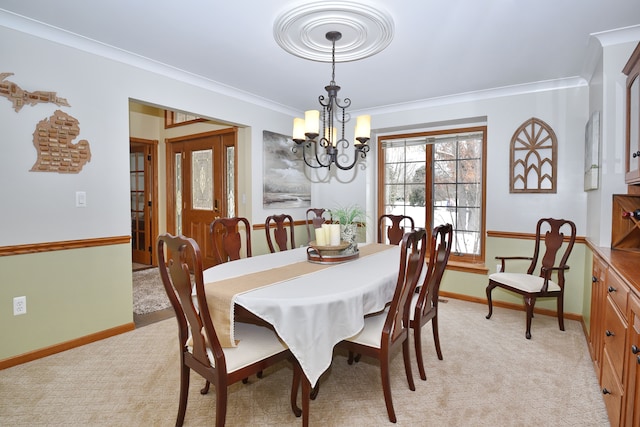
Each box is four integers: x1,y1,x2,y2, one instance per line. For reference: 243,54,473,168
321,224,332,246
315,226,327,246
330,224,341,246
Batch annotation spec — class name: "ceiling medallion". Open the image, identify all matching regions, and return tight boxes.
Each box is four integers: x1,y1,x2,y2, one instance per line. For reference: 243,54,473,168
273,1,394,63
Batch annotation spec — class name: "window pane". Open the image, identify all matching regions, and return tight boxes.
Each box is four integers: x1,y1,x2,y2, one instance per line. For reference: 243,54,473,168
434,141,456,160
434,160,456,183
226,146,235,217
175,153,182,235
192,149,213,211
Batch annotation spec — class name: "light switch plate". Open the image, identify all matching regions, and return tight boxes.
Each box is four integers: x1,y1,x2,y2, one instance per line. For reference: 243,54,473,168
76,191,87,207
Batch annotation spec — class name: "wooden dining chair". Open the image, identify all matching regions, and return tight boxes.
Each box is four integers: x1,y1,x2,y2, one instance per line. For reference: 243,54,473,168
485,218,577,339
210,217,252,264
409,223,453,381
265,214,296,253
336,228,427,423
306,208,331,244
378,214,415,245
157,233,292,427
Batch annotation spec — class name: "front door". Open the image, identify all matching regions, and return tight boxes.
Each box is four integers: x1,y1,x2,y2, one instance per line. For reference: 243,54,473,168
168,128,237,268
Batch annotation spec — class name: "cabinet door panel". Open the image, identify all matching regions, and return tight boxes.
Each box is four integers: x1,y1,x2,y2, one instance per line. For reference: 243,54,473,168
604,296,628,380
624,295,640,426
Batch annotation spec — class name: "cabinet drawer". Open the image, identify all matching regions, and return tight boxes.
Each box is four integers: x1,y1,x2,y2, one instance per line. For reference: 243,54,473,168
601,349,624,426
606,269,629,314
604,296,628,380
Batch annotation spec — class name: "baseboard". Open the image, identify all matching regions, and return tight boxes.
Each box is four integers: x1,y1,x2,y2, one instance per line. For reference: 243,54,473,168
439,290,583,322
0,322,135,370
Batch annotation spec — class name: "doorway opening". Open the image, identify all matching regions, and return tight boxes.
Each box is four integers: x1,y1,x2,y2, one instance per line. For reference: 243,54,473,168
129,137,158,270
129,100,240,326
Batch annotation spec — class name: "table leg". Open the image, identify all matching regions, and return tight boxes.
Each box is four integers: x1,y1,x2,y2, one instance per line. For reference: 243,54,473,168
290,362,311,427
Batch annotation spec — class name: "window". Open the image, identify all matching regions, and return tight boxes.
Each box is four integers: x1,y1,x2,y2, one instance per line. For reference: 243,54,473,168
164,110,206,128
378,126,486,263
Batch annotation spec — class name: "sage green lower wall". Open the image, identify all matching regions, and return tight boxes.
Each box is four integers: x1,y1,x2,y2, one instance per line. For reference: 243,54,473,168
440,236,589,322
0,234,593,362
0,244,133,360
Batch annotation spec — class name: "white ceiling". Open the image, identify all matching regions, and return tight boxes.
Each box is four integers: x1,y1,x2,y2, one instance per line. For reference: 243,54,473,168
1,0,640,114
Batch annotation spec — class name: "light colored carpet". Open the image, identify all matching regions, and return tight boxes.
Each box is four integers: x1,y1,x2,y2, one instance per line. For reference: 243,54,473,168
0,299,609,426
132,267,171,315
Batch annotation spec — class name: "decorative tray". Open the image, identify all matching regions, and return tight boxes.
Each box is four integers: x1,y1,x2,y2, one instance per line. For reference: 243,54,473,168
306,242,359,264
308,240,350,254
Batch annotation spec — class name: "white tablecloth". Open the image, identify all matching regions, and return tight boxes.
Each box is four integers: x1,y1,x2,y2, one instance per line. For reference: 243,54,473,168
203,244,400,386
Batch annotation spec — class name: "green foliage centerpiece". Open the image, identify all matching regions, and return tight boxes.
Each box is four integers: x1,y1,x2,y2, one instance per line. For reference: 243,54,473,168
331,204,366,253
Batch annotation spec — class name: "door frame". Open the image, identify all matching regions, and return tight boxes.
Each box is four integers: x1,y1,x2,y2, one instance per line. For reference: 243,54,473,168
130,137,159,266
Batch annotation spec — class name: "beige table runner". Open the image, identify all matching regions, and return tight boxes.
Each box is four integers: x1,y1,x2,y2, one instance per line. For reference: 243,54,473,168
205,243,392,347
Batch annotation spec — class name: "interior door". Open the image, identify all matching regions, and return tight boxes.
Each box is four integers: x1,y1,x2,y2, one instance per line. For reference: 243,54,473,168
169,129,237,268
130,141,154,265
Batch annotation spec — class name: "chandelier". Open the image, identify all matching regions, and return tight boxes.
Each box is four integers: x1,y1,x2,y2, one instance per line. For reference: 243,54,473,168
292,31,371,170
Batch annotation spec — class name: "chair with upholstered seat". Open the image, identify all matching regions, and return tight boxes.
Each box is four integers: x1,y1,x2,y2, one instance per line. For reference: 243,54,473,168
157,233,292,427
409,223,452,381
485,217,577,339
210,217,252,264
265,214,296,253
306,208,332,244
378,214,415,245
335,228,427,423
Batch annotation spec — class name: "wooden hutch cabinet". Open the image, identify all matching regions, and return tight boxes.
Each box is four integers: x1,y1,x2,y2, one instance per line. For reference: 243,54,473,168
588,43,640,427
624,294,640,426
590,248,640,426
623,42,640,185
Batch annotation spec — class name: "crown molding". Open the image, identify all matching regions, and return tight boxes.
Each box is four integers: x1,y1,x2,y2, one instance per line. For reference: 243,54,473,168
354,77,587,117
0,9,299,117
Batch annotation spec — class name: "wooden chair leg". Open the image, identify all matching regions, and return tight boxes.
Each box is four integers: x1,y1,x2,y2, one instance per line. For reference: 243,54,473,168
402,339,415,392
432,314,443,360
524,296,536,339
176,364,190,427
557,294,565,331
301,375,311,427
485,283,496,319
310,382,320,400
200,380,210,395
380,356,397,423
413,323,427,381
348,351,361,365
215,381,227,427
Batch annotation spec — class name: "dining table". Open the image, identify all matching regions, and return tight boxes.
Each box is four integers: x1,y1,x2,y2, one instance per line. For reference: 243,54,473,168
202,242,402,390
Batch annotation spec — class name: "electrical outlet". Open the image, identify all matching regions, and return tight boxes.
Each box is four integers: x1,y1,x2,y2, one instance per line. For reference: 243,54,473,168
13,296,26,315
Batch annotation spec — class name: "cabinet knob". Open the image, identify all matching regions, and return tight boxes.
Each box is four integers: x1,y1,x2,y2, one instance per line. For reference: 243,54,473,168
633,345,639,354
592,276,598,283
608,286,617,293
605,330,614,337
602,388,611,395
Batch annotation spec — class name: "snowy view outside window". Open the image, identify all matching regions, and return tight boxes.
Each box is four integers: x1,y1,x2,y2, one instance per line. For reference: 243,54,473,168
381,130,485,261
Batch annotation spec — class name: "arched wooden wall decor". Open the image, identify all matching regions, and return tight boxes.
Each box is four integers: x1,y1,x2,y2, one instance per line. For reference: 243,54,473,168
510,117,557,193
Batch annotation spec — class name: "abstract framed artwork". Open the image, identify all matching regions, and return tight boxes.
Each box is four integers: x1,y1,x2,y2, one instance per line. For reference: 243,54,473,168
584,111,600,191
263,130,310,208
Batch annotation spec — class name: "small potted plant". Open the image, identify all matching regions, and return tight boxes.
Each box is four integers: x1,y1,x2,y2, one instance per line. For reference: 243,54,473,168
331,204,366,250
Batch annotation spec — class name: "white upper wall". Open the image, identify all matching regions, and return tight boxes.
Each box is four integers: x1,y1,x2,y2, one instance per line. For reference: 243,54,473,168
1,17,637,248
0,24,294,246
366,86,590,235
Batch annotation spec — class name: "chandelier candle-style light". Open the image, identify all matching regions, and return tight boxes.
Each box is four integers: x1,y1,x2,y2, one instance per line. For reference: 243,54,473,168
292,31,371,170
